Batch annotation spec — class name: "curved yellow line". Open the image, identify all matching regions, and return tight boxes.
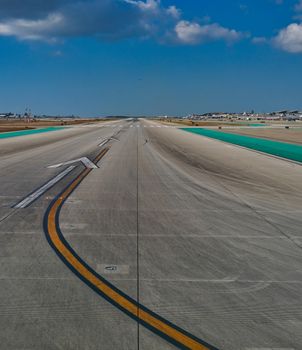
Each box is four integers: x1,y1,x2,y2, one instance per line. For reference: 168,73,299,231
46,149,213,350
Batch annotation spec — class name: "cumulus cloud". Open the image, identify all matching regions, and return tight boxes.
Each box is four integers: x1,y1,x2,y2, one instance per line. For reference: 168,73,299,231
0,14,63,41
0,0,242,46
274,23,302,52
166,5,181,19
0,0,158,41
125,0,158,11
174,20,243,45
253,0,302,53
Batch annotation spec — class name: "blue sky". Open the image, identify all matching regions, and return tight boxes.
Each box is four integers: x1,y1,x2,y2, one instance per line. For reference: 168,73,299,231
0,0,302,116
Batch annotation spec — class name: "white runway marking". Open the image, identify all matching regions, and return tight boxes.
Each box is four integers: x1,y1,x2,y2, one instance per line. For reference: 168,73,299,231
13,166,75,209
145,125,177,128
98,137,119,147
128,124,177,129
98,139,109,147
48,157,98,169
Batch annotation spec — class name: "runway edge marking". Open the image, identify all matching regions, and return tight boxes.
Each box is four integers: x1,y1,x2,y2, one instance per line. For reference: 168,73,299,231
43,147,219,350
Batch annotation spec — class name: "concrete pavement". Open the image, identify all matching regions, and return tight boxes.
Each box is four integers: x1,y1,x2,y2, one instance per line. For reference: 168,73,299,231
1,118,302,349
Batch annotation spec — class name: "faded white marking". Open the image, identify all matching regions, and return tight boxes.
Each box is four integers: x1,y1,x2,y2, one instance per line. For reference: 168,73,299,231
98,137,119,147
98,139,109,147
14,166,75,209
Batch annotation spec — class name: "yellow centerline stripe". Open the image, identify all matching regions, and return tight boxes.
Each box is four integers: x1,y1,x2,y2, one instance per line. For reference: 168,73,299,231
45,148,215,350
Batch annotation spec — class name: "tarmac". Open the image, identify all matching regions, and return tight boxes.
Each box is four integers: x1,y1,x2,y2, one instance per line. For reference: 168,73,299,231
0,118,302,349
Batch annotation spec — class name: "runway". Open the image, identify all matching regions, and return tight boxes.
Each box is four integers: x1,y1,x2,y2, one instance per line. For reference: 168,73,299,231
1,118,302,349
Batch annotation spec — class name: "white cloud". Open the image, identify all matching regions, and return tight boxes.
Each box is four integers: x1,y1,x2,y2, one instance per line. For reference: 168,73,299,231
274,22,302,53
255,0,302,53
0,13,63,41
175,20,243,45
166,5,181,19
124,0,159,13
0,0,243,47
0,1,156,41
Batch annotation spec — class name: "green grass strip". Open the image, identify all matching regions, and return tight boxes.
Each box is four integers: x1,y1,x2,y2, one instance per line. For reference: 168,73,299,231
0,127,64,139
181,128,302,163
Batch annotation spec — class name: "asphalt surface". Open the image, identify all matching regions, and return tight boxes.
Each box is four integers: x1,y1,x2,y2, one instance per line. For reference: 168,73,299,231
1,118,302,350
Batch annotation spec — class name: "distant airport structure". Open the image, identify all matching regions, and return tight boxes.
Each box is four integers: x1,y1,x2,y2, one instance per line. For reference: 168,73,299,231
1,110,302,122
186,110,302,122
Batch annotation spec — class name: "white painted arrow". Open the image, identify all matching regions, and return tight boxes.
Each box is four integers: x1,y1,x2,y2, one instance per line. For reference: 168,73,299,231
48,157,98,169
